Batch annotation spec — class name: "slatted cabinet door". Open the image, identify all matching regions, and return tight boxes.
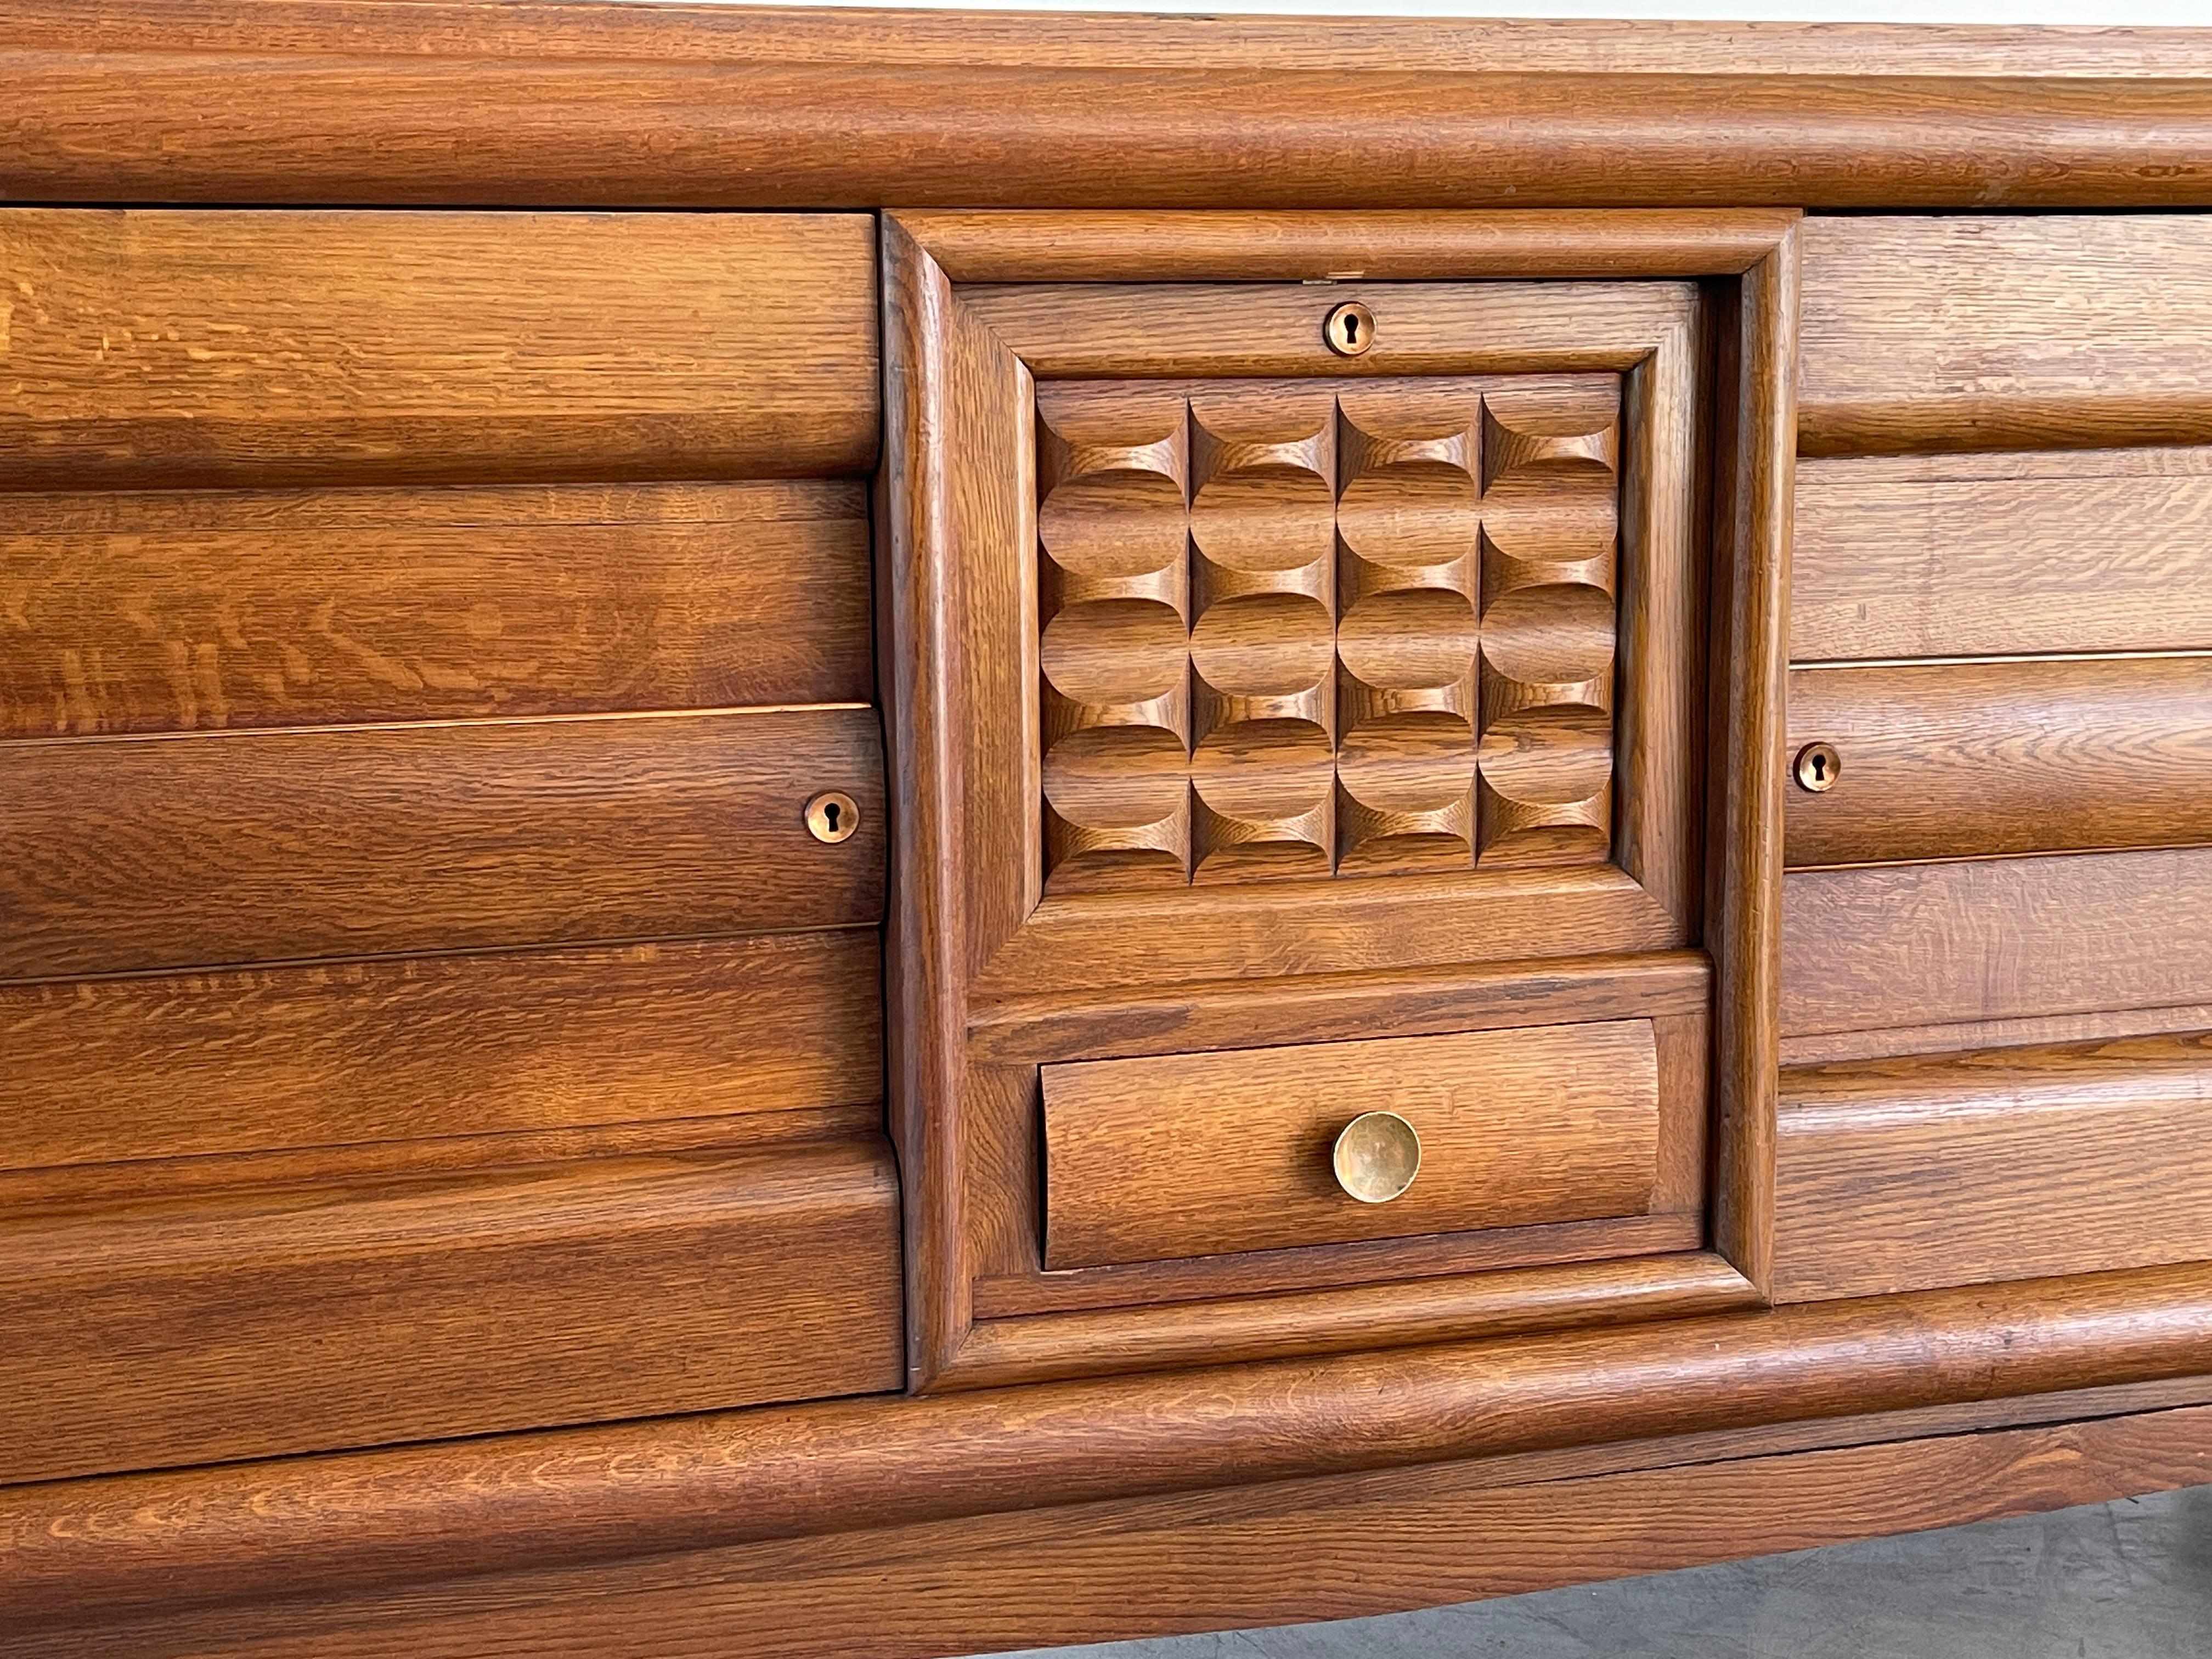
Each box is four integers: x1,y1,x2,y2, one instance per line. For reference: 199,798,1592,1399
0,209,901,1483
1778,217,2212,1304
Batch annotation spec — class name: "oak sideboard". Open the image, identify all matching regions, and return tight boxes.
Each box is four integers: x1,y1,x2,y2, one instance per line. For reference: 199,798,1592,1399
5,6,2212,1655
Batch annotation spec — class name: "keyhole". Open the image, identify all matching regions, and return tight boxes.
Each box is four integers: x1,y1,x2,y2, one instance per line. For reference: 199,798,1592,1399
806,790,861,843
1324,300,1375,358
1794,742,1842,794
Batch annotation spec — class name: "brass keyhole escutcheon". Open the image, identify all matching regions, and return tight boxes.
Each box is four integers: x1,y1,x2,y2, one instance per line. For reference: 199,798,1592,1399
1795,741,1843,793
1332,1110,1421,1204
805,790,861,844
1324,300,1375,357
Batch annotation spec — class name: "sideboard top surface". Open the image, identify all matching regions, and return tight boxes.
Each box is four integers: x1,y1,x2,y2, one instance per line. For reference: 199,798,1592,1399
8,1,2212,209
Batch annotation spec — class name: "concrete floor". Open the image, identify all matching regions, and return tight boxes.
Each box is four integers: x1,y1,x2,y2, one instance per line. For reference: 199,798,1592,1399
990,1483,2212,1659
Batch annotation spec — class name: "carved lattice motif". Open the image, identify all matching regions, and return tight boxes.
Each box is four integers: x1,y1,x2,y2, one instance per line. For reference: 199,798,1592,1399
1036,375,1620,894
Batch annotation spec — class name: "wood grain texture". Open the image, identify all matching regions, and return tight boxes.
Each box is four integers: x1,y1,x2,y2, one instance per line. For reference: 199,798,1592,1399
1780,1001,2212,1069
0,1137,902,1485
0,482,872,736
906,208,1802,281
0,707,885,979
1793,449,2212,661
1785,657,2212,867
1799,216,2212,456
60,1402,2212,1659
0,210,877,487
972,865,1685,1000
950,1252,1751,1390
1782,849,2212,1037
11,1262,2212,1629
970,949,1709,1066
0,930,881,1171
1706,230,1797,1298
885,210,1786,1386
1034,374,1622,889
966,281,1696,379
11,23,2212,210
1776,1032,2212,1303
15,5,2212,77
1042,1023,1661,1269
877,217,996,1386
977,1214,1704,1321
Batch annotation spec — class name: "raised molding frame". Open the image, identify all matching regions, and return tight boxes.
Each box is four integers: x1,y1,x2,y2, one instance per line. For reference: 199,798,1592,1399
882,209,1797,1391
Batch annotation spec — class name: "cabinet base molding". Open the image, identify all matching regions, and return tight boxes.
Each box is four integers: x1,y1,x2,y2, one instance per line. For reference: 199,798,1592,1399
13,1387,2211,1659
10,1261,2212,1637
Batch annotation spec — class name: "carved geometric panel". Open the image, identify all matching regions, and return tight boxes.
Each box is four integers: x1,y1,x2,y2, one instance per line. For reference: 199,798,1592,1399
1037,375,1620,894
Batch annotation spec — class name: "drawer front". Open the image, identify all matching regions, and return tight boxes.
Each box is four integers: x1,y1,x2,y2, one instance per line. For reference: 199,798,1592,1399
1042,1022,1660,1269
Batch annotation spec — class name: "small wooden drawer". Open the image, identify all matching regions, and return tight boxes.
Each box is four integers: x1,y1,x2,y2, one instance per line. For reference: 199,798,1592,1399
1041,1021,1660,1269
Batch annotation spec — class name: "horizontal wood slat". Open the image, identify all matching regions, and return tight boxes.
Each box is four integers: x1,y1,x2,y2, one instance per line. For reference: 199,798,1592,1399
1776,1033,2212,1302
100,1403,2212,1659
1042,1023,1661,1269
1782,849,2212,1037
0,707,885,980
1793,449,2212,661
0,1137,904,1485
9,1263,2212,1633
1785,657,2212,867
14,4,2212,76
0,482,872,737
0,210,878,488
1799,216,2212,456
11,48,2212,211
0,929,882,1171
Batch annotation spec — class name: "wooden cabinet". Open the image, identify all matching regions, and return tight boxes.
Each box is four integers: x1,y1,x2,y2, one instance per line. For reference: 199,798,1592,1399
7,11,2212,1659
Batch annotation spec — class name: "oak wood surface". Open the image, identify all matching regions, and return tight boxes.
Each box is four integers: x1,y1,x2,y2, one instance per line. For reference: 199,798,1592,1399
1799,216,2212,456
0,1138,903,1485
0,1104,884,1217
15,4,2212,76
1785,656,2212,867
1781,849,2212,1037
0,706,885,979
70,1403,2212,1659
976,1215,1706,1321
963,280,1699,379
970,950,1710,1065
0,930,881,1171
1775,1032,2212,1303
1793,448,2212,661
1780,1001,2212,1069
0,482,872,736
887,209,1790,1386
1706,231,1797,1297
0,210,877,488
1042,1023,1661,1269
10,1262,2212,1629
949,1252,1751,1390
906,208,1801,281
878,216,997,1386
12,21,2212,210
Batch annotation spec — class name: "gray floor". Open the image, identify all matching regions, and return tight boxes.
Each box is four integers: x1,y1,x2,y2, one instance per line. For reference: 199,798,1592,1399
989,1484,2212,1659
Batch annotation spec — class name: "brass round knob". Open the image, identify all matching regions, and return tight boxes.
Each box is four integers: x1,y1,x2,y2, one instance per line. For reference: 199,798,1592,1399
1794,741,1842,793
804,790,861,844
1323,300,1375,358
1332,1111,1421,1204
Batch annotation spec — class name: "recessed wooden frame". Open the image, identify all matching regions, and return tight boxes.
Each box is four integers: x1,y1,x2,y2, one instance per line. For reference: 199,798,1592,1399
882,209,1796,1391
